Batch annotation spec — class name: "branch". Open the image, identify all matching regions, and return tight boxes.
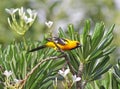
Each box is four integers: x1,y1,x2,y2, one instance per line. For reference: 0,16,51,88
20,55,64,88
76,62,84,89
63,52,76,75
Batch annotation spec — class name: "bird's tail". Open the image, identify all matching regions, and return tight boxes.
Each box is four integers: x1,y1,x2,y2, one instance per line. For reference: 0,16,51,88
28,45,46,52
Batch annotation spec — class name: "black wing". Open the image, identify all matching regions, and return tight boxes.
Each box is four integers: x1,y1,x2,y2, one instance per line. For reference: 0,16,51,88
46,37,68,45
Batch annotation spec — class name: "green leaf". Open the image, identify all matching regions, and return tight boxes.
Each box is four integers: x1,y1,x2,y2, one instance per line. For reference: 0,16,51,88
97,34,112,50
91,56,110,74
49,59,65,70
68,51,80,72
88,49,103,61
58,27,67,38
106,24,115,36
91,64,112,81
112,74,119,89
94,81,100,89
67,24,75,40
91,22,104,50
100,34,113,50
103,46,116,55
82,20,90,58
85,60,97,79
114,66,120,78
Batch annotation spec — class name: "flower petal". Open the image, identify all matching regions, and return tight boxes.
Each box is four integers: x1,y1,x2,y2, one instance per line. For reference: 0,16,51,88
72,75,81,83
3,70,12,78
45,21,53,28
64,68,70,77
58,68,70,78
58,70,64,75
75,77,81,82
5,8,18,15
24,16,34,24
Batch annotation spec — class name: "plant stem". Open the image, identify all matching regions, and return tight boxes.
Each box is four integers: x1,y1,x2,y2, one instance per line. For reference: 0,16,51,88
76,62,85,89
63,52,76,75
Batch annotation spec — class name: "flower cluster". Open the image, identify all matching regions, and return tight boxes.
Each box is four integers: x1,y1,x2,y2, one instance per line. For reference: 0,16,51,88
58,68,81,82
5,7,37,35
57,68,81,88
3,70,12,78
3,70,21,89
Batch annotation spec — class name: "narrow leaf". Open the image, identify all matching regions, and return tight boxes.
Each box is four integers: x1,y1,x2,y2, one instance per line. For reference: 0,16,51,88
91,22,104,50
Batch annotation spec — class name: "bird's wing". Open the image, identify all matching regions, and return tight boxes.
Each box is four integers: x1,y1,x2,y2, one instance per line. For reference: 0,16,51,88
46,37,68,45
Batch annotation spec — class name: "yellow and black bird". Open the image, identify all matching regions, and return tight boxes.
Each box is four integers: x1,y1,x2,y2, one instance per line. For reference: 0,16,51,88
28,37,81,52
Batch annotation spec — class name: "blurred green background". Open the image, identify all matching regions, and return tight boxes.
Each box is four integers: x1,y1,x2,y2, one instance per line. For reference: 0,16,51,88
0,0,120,59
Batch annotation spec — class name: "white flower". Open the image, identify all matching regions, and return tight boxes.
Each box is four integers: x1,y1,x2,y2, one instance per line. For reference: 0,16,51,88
14,79,22,84
27,9,37,19
5,8,18,15
58,68,70,77
18,7,25,19
3,70,12,78
24,8,37,24
72,75,81,83
24,16,34,24
6,7,37,36
45,21,53,28
18,7,37,24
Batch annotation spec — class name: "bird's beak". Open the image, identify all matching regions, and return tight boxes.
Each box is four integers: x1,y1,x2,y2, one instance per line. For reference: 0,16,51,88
77,42,82,47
